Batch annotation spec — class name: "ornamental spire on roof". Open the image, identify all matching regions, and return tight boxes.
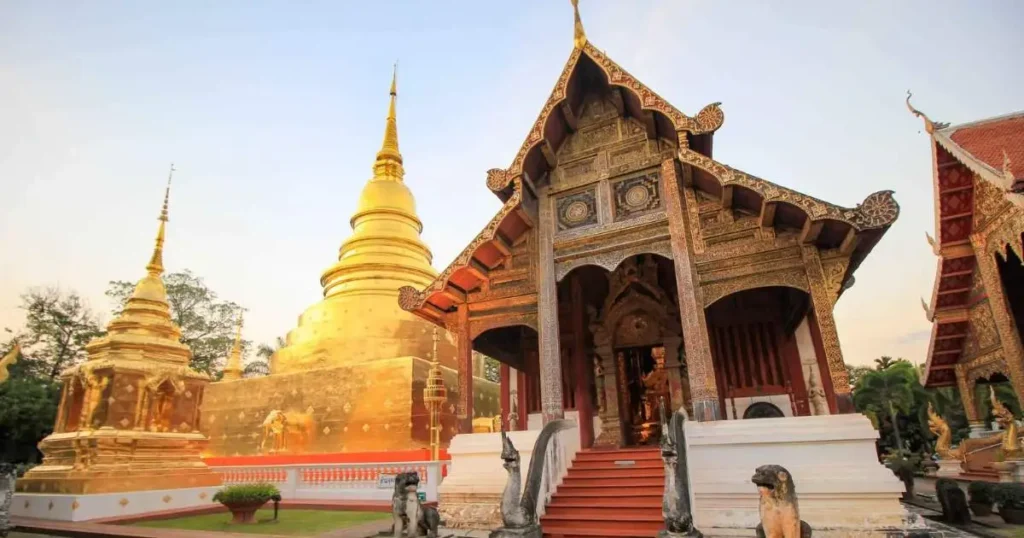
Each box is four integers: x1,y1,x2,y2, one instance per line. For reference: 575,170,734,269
146,164,174,276
571,0,587,49
373,64,404,181
906,90,949,135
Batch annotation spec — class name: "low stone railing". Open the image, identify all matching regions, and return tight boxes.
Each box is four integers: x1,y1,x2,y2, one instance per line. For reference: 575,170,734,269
211,461,446,503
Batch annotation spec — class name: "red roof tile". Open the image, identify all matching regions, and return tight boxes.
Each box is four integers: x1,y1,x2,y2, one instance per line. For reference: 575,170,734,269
948,114,1024,181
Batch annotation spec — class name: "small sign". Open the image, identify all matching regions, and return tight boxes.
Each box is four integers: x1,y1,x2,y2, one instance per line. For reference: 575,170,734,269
377,472,421,490
418,492,426,502
614,460,636,466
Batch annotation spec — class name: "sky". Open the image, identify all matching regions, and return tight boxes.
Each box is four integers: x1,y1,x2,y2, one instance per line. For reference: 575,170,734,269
1,1,1021,368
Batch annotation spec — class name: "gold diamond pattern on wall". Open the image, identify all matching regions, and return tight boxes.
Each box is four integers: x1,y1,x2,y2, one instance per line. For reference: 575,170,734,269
125,384,134,394
199,492,208,500
119,418,130,428
384,424,390,431
362,424,370,433
162,495,172,503
106,396,116,405
71,501,80,510
237,411,245,421
614,172,661,220
343,402,352,413
184,390,193,399
306,406,315,414
557,189,598,231
323,426,331,435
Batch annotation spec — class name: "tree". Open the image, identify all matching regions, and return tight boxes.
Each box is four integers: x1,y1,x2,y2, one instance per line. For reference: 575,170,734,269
854,361,918,452
13,288,104,379
107,270,247,376
846,363,873,388
874,356,900,371
0,339,60,463
248,336,285,378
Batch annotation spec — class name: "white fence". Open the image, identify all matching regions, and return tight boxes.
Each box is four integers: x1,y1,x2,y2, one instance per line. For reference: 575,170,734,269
211,461,446,503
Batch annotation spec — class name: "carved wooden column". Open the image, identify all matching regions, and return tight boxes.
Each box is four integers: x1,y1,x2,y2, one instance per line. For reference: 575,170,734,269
537,186,565,423
571,274,595,447
662,337,685,412
453,303,474,433
955,363,984,434
660,157,720,421
972,237,1024,401
801,245,853,412
500,363,510,430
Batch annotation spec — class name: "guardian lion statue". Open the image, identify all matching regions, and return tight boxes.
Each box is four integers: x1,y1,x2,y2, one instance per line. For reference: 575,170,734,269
751,465,811,538
387,471,441,538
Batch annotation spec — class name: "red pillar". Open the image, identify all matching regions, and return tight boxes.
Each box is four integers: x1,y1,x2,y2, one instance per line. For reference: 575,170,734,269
571,274,595,448
500,363,510,431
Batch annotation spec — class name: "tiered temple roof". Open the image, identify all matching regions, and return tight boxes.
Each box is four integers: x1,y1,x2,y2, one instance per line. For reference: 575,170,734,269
910,99,1024,388
398,4,899,323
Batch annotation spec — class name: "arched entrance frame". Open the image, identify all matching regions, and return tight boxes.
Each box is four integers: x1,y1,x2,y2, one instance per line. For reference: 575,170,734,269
704,285,825,420
472,324,540,432
562,253,686,447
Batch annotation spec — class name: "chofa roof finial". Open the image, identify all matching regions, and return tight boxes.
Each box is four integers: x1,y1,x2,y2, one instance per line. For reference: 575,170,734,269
906,91,948,135
571,0,587,49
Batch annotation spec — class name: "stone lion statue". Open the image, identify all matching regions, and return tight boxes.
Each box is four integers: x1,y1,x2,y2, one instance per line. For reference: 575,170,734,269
387,471,441,538
751,465,811,538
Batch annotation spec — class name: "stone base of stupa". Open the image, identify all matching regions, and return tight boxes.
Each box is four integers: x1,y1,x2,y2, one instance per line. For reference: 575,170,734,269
11,486,221,522
686,414,913,536
17,429,222,495
201,356,499,457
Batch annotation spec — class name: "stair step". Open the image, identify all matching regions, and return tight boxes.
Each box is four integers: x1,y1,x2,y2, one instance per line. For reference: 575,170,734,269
544,506,662,519
552,486,662,497
574,449,660,462
571,459,662,470
549,496,661,508
541,520,663,535
561,476,663,487
565,468,662,479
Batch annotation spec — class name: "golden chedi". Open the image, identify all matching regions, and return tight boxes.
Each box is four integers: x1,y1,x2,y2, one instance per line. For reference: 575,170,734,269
18,174,221,495
201,72,498,457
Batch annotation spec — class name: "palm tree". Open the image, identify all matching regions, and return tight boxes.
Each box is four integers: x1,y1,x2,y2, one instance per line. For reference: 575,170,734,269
854,361,917,451
246,336,285,378
874,356,901,371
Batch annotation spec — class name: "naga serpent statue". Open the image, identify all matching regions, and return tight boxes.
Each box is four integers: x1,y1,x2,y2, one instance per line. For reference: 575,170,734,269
927,402,965,461
491,419,574,538
658,397,702,538
990,386,1021,458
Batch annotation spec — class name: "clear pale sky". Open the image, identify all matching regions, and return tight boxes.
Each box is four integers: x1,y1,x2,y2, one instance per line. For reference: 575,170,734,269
1,1,1021,368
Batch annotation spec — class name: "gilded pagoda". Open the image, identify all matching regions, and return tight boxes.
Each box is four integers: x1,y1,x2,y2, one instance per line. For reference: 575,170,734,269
18,175,221,494
200,72,499,457
399,3,900,448
913,101,1024,433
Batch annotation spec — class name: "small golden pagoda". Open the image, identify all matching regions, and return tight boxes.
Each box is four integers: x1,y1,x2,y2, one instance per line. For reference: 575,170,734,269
18,171,221,494
220,312,244,382
200,71,498,457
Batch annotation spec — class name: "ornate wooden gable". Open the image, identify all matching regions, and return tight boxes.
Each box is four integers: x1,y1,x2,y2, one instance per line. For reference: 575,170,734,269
914,106,1024,388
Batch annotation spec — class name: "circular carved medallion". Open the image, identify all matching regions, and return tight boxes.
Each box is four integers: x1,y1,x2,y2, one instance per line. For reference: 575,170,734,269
562,200,591,225
624,185,650,208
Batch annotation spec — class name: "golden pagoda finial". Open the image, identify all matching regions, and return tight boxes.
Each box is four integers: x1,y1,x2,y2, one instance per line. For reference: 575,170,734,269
222,310,244,381
571,0,587,49
430,326,440,365
372,64,404,181
146,164,174,276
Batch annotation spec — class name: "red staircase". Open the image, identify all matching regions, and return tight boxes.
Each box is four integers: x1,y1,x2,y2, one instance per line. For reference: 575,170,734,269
541,447,664,538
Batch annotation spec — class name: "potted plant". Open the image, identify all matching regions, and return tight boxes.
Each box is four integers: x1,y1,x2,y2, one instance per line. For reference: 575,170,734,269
994,483,1024,524
212,483,281,524
968,481,994,516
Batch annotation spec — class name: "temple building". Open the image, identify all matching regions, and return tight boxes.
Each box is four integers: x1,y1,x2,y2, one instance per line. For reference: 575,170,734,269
398,3,900,448
17,176,221,498
200,72,499,457
913,102,1024,434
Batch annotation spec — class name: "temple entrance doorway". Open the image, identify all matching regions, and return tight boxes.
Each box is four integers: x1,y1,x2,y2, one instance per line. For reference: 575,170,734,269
560,253,686,448
996,244,1024,345
617,344,672,445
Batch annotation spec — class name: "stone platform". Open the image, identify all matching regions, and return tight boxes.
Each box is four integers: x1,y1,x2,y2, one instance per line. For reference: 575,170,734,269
11,486,220,522
686,413,917,537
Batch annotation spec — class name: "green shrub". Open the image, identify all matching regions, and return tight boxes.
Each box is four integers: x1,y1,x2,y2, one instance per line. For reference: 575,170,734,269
968,481,994,504
993,483,1024,509
212,483,281,506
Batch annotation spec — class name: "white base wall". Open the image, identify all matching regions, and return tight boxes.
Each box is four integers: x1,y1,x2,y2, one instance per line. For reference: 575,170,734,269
11,486,220,522
686,414,918,535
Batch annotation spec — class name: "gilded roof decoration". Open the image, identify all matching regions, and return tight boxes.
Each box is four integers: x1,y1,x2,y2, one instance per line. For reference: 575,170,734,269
491,42,725,195
679,149,899,231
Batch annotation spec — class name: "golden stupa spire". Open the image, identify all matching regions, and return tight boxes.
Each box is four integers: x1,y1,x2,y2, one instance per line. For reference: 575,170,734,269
372,64,404,181
146,164,174,276
222,310,244,381
571,0,587,49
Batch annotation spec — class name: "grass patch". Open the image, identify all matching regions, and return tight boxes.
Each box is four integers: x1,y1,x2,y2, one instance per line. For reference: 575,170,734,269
130,509,389,536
